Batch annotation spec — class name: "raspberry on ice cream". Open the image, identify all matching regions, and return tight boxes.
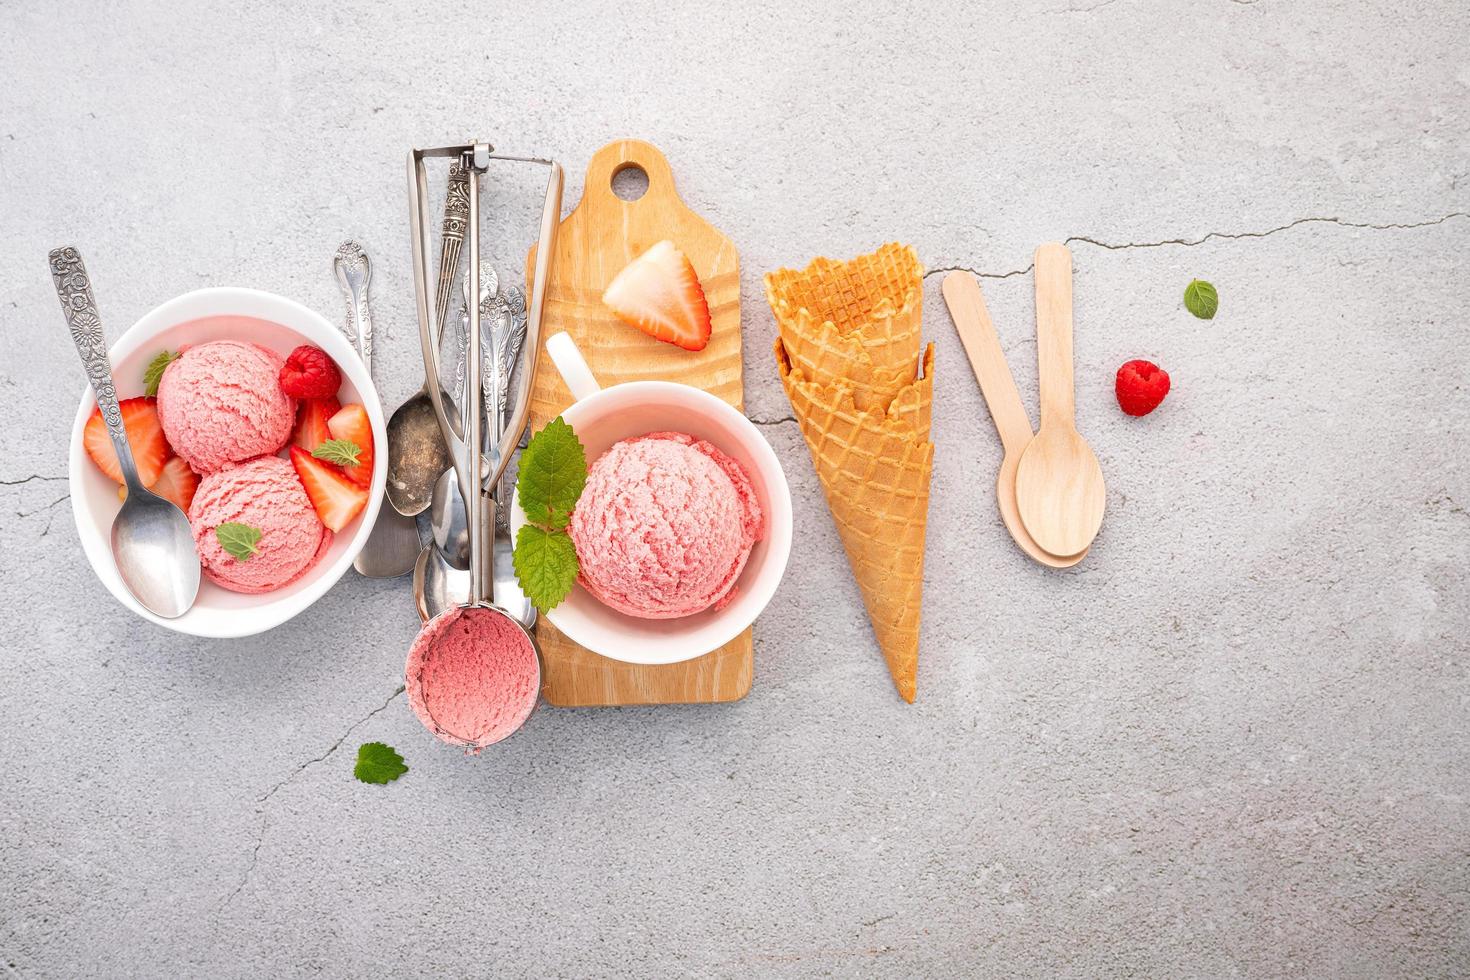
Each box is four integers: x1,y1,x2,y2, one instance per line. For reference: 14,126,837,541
569,431,765,619
156,338,296,474
188,456,331,594
405,607,540,751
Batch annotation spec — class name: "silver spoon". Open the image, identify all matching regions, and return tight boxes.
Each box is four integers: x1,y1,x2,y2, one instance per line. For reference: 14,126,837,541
428,467,471,569
50,247,200,618
383,166,467,516
413,540,469,622
335,242,420,577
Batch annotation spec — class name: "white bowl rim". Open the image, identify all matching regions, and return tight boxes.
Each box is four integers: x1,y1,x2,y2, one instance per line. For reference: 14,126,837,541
67,286,386,638
510,379,793,665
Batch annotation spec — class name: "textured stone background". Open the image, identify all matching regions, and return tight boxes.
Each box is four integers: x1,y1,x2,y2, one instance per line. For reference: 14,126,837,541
2,1,1468,976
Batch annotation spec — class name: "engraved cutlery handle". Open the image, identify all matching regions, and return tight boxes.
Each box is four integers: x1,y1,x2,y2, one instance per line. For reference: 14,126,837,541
49,247,143,489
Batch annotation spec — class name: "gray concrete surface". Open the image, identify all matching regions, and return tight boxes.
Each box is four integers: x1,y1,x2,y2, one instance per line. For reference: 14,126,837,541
2,0,1468,976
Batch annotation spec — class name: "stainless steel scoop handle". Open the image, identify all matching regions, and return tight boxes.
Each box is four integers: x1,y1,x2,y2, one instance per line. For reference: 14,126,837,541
407,143,564,514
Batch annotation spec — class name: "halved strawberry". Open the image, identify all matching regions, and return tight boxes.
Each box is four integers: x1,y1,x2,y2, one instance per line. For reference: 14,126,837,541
290,446,368,532
325,403,374,489
150,456,201,512
291,396,340,453
84,397,168,486
602,240,712,351
118,456,200,513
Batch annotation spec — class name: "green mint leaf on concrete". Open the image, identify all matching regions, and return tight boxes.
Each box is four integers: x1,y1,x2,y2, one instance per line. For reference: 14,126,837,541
143,350,181,396
516,416,587,529
312,438,362,467
513,525,579,613
215,522,261,562
1184,279,1218,320
354,742,408,784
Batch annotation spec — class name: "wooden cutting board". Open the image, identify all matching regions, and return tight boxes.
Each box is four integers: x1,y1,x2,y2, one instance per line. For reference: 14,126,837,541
524,138,750,707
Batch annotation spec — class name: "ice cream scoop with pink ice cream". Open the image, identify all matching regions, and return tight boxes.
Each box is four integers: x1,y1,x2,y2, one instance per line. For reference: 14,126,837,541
156,340,295,474
569,431,765,619
189,455,330,594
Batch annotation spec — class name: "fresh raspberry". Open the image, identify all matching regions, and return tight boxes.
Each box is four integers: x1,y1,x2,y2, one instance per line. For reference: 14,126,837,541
278,345,341,399
1115,359,1170,416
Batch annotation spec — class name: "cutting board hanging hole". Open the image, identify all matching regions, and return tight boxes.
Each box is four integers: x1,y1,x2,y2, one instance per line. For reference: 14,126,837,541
611,164,649,202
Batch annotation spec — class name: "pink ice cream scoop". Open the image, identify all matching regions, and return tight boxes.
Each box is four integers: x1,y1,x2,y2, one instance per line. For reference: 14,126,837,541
406,607,541,750
188,455,331,594
569,431,765,619
156,340,295,474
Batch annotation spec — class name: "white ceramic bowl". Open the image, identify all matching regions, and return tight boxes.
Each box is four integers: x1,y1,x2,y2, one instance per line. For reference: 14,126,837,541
68,287,386,638
509,333,792,665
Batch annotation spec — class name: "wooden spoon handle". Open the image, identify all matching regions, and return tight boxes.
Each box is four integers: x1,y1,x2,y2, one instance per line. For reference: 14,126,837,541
1033,243,1075,428
941,271,1034,454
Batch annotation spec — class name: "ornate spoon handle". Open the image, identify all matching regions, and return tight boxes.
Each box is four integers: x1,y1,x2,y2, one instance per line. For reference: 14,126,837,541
49,247,144,489
433,163,470,335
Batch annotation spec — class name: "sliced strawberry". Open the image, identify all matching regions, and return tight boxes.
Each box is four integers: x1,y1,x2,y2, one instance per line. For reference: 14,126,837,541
149,456,201,512
290,446,368,532
325,403,374,489
84,397,168,486
118,455,202,512
291,396,340,453
602,240,712,352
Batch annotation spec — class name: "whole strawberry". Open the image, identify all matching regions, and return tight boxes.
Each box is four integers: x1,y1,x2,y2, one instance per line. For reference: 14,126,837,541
279,345,341,399
1115,359,1170,416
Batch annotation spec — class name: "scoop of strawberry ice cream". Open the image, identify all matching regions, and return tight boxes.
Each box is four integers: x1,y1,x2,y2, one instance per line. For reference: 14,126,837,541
569,431,764,619
188,455,331,594
405,606,540,751
156,340,295,474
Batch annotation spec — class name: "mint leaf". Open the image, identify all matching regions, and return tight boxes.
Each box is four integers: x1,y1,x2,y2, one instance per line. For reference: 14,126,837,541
516,417,587,529
215,522,261,562
143,350,181,396
312,438,362,467
354,742,408,784
1184,279,1218,320
513,525,579,613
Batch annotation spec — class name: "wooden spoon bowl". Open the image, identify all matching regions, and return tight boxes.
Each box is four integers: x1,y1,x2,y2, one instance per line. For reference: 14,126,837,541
1014,243,1105,557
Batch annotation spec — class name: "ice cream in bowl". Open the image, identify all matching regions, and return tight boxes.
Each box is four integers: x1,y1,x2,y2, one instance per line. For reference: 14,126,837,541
67,287,387,638
509,333,792,665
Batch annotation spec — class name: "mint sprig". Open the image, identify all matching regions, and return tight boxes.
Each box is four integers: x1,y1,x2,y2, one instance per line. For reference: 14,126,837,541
517,416,587,528
512,417,586,613
1184,279,1218,320
312,438,362,467
143,349,181,396
513,526,580,614
215,522,262,562
354,742,408,784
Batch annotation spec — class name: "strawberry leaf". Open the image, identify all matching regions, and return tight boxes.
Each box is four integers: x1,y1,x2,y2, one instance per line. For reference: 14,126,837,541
214,522,261,562
142,350,181,396
512,525,579,613
1184,279,1218,320
354,742,408,784
312,438,362,467
516,417,587,529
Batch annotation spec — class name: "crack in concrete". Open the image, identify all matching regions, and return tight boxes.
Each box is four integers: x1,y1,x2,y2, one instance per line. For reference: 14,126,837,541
750,415,797,427
0,474,67,487
1067,212,1469,252
17,495,69,519
926,211,1469,282
217,686,405,912
924,263,1031,282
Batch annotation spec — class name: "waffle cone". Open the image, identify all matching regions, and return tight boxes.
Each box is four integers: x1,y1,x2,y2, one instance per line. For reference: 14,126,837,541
766,243,924,404
775,339,934,702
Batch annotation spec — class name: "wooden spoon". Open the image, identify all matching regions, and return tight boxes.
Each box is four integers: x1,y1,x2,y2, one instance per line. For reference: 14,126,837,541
1014,243,1105,556
942,271,1087,568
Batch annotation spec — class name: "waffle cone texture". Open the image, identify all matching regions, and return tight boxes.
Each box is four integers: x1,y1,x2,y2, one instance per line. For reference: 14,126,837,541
767,244,932,702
